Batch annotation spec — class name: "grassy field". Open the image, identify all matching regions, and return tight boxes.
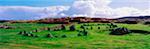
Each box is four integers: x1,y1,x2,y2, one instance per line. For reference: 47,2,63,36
0,23,150,49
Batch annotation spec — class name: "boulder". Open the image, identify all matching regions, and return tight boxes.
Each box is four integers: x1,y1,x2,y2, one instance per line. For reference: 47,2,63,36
110,27,131,35
46,33,53,38
61,24,66,30
69,25,76,31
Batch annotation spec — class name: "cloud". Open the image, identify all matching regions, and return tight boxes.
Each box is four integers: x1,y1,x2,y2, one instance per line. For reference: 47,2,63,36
0,0,149,20
0,6,69,20
61,0,150,18
61,0,112,17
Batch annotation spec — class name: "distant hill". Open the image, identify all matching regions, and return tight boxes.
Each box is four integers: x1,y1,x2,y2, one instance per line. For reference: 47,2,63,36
0,16,150,23
116,16,150,19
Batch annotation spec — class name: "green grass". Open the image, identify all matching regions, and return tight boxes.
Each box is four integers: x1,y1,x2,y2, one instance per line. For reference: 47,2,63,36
0,23,150,49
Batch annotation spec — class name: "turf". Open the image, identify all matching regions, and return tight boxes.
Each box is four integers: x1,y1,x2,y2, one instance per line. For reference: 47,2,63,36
0,23,150,49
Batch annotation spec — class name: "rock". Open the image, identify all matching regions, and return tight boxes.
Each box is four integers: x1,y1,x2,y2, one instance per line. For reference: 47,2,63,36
110,27,131,35
61,24,66,30
69,25,76,31
46,33,53,38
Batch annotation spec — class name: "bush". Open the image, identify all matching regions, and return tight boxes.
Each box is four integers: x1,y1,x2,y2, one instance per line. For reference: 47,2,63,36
18,32,23,35
86,27,89,30
144,21,150,25
47,28,51,31
80,25,85,29
30,34,34,37
91,27,93,30
77,33,82,36
34,35,39,37
54,36,58,38
98,27,100,29
61,35,67,38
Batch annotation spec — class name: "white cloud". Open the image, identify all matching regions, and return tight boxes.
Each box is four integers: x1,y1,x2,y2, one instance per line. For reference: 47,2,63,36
0,6,69,20
0,0,149,20
61,0,150,18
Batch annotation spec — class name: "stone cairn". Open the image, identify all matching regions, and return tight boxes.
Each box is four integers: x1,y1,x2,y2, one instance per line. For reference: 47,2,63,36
110,27,131,35
18,24,68,38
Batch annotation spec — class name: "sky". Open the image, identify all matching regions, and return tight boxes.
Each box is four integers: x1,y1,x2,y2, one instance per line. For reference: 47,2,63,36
0,0,150,20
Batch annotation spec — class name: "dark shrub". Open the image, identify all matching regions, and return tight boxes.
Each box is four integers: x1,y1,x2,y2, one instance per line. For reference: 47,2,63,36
30,34,34,37
34,35,39,37
54,29,59,31
130,30,150,34
97,24,100,25
80,25,85,29
26,33,31,36
18,32,23,35
83,31,88,36
47,28,51,31
125,21,138,24
54,36,58,38
110,27,131,35
91,27,93,30
83,24,86,26
86,27,89,30
98,27,100,29
69,25,76,31
61,35,67,38
144,21,150,25
112,25,118,28
77,33,82,36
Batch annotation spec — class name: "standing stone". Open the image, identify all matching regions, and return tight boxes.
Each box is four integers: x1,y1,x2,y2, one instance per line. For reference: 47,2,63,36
46,33,53,38
69,25,76,31
61,24,66,30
